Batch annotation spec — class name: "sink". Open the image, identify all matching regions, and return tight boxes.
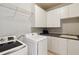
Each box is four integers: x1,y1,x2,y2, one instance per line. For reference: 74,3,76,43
60,35,78,39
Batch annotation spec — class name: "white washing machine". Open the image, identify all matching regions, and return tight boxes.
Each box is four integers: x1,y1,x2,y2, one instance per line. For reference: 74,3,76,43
19,33,47,55
0,36,28,55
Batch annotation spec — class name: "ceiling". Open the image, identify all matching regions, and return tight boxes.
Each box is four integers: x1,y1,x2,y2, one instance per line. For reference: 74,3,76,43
36,3,69,10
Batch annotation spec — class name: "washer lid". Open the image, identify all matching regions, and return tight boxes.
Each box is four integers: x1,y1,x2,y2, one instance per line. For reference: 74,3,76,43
26,35,47,42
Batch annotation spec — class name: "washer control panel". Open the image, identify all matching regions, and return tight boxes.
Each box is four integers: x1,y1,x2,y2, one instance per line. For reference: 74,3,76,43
0,36,17,44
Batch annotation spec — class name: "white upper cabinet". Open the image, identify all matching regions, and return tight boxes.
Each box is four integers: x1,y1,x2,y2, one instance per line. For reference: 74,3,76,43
47,8,61,27
34,5,47,27
60,6,69,19
68,4,79,18
57,3,79,19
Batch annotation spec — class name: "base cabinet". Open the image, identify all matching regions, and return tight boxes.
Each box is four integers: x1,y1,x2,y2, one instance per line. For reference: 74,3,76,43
68,40,79,55
48,36,79,55
54,37,67,55
47,36,52,51
48,36,67,55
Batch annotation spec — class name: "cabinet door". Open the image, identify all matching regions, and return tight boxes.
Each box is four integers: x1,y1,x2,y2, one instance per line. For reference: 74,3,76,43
69,3,79,17
60,6,69,19
47,9,60,27
49,37,67,55
35,5,47,27
48,36,54,51
68,40,79,55
0,5,15,17
54,37,67,55
48,36,59,54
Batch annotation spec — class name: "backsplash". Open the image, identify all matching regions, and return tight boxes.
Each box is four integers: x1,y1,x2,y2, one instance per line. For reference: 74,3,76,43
47,28,62,33
31,27,43,34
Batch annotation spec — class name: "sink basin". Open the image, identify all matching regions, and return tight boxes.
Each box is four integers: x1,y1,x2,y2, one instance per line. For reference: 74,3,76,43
60,35,78,39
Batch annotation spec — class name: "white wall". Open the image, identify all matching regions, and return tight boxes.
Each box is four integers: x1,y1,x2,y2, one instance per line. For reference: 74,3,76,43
0,3,34,37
